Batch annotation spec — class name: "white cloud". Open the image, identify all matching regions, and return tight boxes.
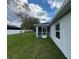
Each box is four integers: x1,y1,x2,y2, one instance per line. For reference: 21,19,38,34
28,3,43,15
8,0,28,15
22,0,28,4
7,0,28,27
7,0,51,27
47,0,63,9
7,20,22,27
28,3,50,22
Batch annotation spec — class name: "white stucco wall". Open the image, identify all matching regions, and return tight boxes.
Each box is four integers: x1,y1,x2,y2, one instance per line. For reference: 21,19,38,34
50,12,71,59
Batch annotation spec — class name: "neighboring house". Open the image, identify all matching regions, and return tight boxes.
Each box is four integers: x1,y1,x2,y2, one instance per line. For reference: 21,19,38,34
34,23,50,38
35,0,71,59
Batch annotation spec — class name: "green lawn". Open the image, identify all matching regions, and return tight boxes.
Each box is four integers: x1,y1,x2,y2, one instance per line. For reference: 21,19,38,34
7,32,66,59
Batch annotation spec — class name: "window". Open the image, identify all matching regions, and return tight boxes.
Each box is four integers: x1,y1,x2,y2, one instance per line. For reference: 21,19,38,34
43,27,46,35
55,23,60,39
38,27,42,35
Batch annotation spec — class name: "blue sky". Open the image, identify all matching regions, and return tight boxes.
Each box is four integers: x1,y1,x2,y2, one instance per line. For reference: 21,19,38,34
28,0,64,20
7,0,64,27
28,0,57,13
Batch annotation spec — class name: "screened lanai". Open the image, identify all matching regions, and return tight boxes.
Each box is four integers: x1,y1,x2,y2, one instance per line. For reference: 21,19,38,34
34,23,50,38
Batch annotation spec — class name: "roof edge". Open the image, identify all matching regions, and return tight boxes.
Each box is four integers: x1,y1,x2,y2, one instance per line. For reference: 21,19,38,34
49,0,71,26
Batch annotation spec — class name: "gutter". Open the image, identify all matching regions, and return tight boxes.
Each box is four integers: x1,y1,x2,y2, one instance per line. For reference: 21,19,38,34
49,0,71,26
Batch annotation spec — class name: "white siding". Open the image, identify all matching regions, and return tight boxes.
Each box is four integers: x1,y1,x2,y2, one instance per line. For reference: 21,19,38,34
50,12,71,59
36,26,38,37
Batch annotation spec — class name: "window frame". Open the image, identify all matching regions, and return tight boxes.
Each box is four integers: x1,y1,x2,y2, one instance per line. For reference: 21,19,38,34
55,23,60,39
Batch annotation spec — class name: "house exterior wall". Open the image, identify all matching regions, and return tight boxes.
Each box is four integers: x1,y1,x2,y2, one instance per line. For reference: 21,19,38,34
50,12,71,59
36,26,38,37
36,26,47,38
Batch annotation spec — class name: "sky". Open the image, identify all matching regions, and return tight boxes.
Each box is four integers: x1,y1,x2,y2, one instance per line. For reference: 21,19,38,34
7,0,64,27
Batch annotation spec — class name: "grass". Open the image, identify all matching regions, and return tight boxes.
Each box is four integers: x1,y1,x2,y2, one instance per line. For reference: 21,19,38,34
7,32,66,59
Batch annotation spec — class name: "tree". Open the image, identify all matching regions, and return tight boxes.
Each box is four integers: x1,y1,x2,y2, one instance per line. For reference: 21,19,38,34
7,0,30,18
7,0,39,33
7,0,30,33
21,16,40,32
